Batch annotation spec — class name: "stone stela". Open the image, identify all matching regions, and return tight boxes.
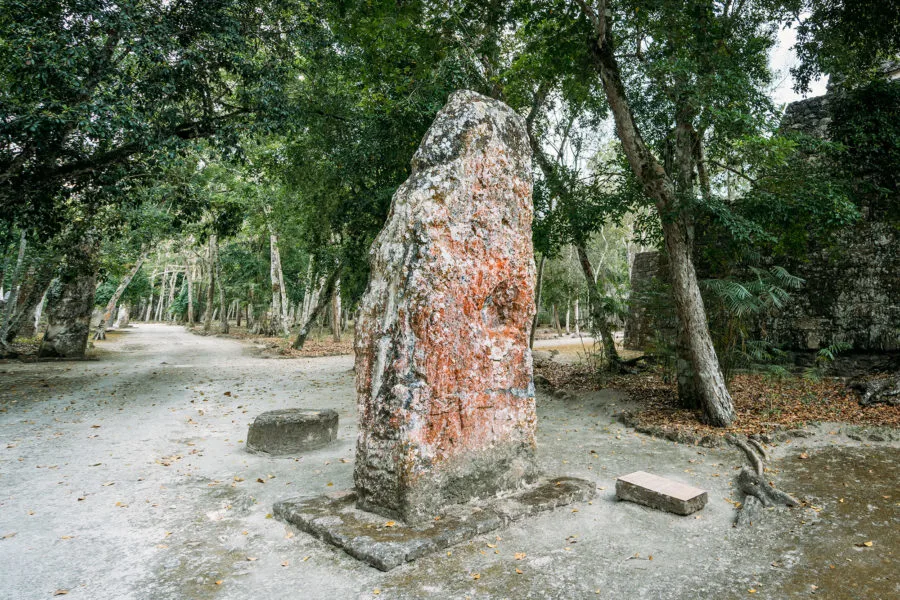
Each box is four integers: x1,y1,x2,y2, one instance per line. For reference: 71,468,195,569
274,90,595,570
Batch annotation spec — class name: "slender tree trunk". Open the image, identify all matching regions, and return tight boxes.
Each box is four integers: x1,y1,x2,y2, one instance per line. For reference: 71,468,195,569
574,299,580,336
269,231,290,336
203,237,215,333
565,302,571,334
144,272,156,322
575,244,620,365
0,231,27,350
331,275,342,342
164,269,177,322
213,236,228,334
155,265,168,321
186,258,194,326
529,254,546,349
552,304,561,333
577,2,735,425
38,237,99,358
292,266,340,350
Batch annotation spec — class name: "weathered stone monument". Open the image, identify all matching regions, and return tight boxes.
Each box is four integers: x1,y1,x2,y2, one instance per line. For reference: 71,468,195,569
275,90,594,569
353,89,539,524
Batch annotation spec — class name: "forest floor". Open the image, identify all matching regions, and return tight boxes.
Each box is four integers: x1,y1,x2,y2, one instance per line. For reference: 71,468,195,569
0,324,897,599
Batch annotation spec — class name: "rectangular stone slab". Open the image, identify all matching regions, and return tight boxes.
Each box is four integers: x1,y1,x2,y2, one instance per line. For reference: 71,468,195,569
274,477,595,571
616,471,707,516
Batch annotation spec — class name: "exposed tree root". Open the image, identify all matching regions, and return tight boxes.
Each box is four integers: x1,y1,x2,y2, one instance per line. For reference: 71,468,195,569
849,373,900,407
727,434,799,526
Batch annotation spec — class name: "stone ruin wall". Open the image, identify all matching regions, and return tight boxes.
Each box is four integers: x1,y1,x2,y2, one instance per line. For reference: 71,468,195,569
624,90,900,372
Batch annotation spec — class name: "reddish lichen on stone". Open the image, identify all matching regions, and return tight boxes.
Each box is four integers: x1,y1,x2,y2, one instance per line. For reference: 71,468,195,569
354,90,538,523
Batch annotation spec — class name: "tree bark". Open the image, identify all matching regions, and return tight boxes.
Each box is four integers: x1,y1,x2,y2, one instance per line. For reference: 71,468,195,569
577,1,735,425
213,236,228,333
186,258,194,325
155,265,168,321
529,254,546,349
292,266,340,350
331,275,342,342
203,238,215,333
38,238,99,358
269,231,290,336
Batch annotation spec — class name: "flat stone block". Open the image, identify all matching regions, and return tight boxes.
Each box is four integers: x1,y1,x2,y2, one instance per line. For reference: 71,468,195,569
246,409,338,456
616,471,707,516
274,476,596,571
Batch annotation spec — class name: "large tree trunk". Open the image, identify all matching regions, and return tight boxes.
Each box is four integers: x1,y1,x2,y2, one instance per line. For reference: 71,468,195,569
576,244,621,366
38,239,98,358
94,253,146,339
578,1,735,426
269,231,290,336
292,266,340,350
0,231,27,351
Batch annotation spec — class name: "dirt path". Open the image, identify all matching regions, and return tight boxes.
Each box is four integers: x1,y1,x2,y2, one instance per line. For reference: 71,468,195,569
1,324,896,599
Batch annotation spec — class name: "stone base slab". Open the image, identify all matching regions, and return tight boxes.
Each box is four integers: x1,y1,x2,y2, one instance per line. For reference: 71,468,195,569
616,471,707,516
274,476,596,571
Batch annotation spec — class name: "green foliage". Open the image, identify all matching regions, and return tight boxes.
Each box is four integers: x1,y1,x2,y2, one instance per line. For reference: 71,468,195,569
0,0,309,231
828,80,900,222
791,0,900,92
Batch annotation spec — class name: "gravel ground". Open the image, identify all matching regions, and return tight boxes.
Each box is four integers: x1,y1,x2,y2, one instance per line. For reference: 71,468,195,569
1,324,896,599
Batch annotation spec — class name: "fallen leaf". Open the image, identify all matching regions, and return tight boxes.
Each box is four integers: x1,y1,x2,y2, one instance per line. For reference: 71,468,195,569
281,561,289,567
515,568,523,574
302,556,310,561
855,541,874,547
748,590,757,594
53,590,68,596
384,521,396,527
246,557,258,562
471,573,481,580
799,453,810,460
1,532,16,539
285,531,294,539
256,478,265,484
214,580,223,585
373,590,380,596
514,552,526,560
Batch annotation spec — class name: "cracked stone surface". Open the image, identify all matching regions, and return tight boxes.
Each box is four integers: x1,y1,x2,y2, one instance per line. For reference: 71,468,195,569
354,90,538,524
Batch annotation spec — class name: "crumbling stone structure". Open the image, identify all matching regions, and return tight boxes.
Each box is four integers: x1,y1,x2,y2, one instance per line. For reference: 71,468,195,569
625,86,900,373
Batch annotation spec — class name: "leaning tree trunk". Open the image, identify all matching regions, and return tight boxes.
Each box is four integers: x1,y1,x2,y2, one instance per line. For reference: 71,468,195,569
94,253,146,340
38,239,99,358
292,266,340,350
0,231,27,351
575,244,621,366
269,231,290,336
578,2,735,425
155,265,168,321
